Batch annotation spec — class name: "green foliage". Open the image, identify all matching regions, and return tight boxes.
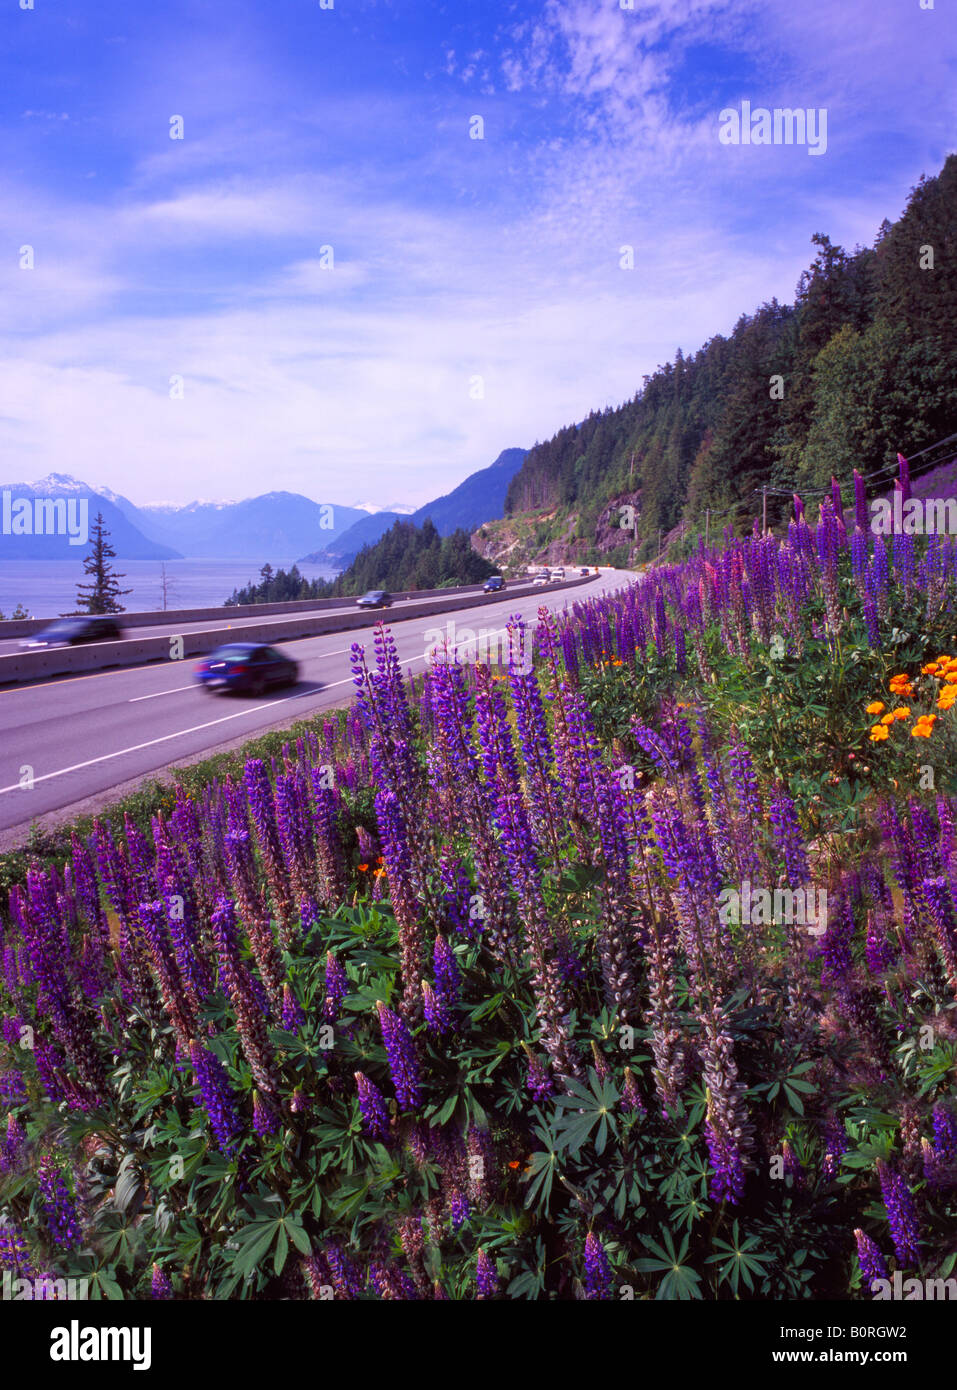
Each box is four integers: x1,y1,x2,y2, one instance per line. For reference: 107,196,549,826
504,154,957,553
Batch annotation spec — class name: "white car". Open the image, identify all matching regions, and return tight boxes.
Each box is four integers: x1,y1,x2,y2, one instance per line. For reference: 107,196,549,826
550,568,565,581
532,572,549,586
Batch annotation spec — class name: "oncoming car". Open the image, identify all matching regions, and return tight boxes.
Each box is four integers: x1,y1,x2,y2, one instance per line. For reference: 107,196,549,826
18,616,123,649
356,590,393,609
194,643,299,696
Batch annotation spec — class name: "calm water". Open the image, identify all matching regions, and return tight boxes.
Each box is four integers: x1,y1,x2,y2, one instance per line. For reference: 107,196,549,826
0,558,339,619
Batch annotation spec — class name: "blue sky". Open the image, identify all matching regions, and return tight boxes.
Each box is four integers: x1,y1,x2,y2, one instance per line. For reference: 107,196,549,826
1,0,954,508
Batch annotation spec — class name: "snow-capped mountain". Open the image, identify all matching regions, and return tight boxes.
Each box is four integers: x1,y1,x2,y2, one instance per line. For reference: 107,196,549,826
1,474,182,560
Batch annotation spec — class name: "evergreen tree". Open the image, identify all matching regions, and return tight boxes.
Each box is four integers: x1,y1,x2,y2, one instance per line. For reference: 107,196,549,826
75,513,132,615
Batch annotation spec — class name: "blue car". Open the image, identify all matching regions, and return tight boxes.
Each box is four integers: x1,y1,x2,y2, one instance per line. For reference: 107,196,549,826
194,643,299,696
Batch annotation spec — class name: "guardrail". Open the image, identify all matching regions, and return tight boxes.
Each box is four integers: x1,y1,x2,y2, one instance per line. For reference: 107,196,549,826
0,580,502,640
0,574,597,686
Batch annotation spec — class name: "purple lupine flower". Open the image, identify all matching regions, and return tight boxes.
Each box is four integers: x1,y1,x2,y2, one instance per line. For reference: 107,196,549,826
281,983,305,1033
252,1090,279,1137
376,1002,421,1110
865,914,895,974
476,1248,498,1299
932,1103,957,1170
324,1242,363,1300
151,1264,173,1300
897,452,911,503
0,1220,35,1278
523,1045,554,1103
354,1071,390,1140
0,1070,27,1105
619,1067,646,1117
782,1140,804,1188
449,1189,470,1232
433,933,460,1009
1,1111,27,1172
583,1232,613,1300
922,1138,942,1190
188,1039,243,1157
854,1229,889,1287
768,790,810,884
422,980,450,1035
876,1161,921,1268
37,1157,82,1250
821,1116,848,1181
323,952,349,1022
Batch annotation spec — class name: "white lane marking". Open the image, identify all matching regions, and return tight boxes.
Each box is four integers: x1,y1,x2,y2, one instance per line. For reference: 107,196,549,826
0,700,282,796
129,685,195,702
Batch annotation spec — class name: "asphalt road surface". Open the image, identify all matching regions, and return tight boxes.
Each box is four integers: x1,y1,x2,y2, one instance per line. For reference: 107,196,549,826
0,570,635,845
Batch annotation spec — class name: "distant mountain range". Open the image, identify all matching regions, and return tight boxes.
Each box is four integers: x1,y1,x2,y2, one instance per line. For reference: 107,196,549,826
103,489,369,560
299,448,528,566
1,451,527,566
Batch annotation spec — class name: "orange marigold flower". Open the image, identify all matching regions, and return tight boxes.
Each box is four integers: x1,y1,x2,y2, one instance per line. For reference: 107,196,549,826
922,663,940,675
866,702,885,715
912,725,932,738
870,726,890,742
892,707,911,721
357,863,369,872
880,713,896,725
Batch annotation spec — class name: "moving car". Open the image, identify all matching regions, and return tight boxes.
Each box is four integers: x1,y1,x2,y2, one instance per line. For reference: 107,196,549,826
194,643,299,696
18,616,123,649
532,572,550,587
356,590,393,609
483,575,505,592
550,567,566,581
579,566,590,576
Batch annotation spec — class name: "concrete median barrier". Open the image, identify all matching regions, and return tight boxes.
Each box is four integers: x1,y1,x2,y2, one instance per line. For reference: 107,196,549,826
0,574,597,685
0,581,502,641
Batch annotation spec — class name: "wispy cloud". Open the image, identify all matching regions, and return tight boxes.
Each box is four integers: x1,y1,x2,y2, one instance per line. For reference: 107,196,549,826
0,0,952,506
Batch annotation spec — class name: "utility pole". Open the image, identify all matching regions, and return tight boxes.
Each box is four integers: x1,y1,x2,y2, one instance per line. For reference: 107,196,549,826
657,527,662,563
705,509,710,548
629,451,635,486
762,486,767,534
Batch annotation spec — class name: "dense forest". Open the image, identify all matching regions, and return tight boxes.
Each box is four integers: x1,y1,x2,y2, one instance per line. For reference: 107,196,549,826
506,154,957,558
224,520,495,605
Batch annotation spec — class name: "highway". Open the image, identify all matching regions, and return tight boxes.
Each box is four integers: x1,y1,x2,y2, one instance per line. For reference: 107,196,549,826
0,570,633,845
0,587,529,658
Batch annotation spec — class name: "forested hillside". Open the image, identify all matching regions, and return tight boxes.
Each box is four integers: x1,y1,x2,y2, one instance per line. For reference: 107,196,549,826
505,155,956,559
338,518,496,592
226,519,495,604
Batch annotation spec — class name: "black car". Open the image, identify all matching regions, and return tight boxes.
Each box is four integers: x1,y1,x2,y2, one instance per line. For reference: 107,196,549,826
356,590,393,609
483,576,505,593
194,643,299,696
18,616,124,649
